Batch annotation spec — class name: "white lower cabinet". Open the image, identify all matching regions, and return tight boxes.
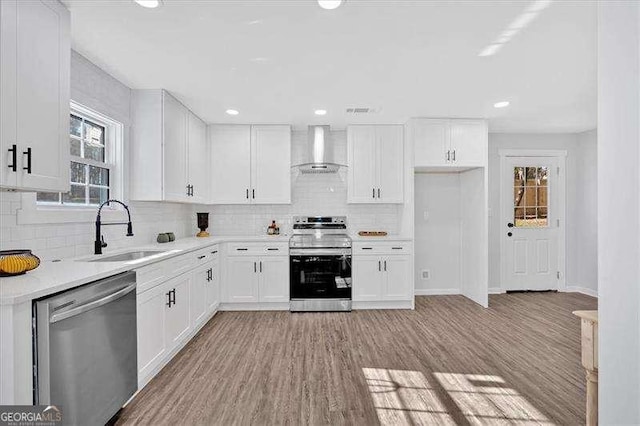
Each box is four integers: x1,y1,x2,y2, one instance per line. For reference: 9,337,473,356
224,243,289,307
136,246,220,388
353,254,413,302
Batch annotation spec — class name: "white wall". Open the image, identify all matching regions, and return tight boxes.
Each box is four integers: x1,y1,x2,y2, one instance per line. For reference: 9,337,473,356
487,132,597,294
195,129,403,236
597,2,640,423
0,51,194,261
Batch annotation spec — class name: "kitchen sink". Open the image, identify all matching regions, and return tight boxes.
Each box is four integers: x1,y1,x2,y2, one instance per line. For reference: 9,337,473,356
87,250,168,262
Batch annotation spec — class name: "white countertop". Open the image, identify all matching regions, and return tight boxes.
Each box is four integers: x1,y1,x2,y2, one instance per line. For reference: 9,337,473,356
0,235,289,306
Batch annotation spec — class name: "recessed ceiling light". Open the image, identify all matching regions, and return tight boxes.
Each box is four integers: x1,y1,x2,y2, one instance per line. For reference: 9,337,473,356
314,109,327,116
134,0,162,8
318,0,344,10
494,101,510,108
226,109,239,116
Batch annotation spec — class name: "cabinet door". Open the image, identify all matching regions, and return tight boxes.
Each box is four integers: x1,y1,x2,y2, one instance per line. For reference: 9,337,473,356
251,125,291,204
165,275,191,350
353,256,384,301
187,111,209,203
376,125,404,203
0,0,18,188
258,256,289,303
12,0,70,192
449,120,487,167
163,92,189,202
190,265,208,327
137,283,167,381
383,256,413,300
210,125,252,204
206,261,220,313
347,126,377,203
226,257,259,303
413,119,450,167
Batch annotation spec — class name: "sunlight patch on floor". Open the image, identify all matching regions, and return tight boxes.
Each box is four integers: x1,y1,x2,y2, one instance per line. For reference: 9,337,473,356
363,368,556,425
362,368,456,425
433,372,555,425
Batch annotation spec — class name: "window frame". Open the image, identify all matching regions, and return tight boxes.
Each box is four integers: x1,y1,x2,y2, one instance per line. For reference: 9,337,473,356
18,101,125,225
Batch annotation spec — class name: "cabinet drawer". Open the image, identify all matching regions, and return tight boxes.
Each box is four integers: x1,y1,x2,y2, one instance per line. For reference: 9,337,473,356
136,262,168,294
166,253,197,276
354,241,413,255
227,242,288,256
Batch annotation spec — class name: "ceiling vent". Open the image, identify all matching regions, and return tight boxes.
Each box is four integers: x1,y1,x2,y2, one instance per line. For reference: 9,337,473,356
346,107,380,114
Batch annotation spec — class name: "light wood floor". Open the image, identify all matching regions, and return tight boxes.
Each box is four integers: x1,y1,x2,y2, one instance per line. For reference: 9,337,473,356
118,293,597,425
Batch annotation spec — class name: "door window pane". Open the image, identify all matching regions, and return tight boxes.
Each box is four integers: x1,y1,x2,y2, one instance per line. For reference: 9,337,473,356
513,166,549,228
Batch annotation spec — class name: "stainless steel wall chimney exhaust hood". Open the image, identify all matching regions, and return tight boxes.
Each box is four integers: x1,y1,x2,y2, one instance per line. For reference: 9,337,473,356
295,125,345,174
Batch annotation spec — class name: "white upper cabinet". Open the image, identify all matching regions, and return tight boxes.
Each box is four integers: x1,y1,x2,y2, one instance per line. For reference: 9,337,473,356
209,124,291,205
130,89,209,203
347,125,404,204
0,0,70,192
412,118,487,169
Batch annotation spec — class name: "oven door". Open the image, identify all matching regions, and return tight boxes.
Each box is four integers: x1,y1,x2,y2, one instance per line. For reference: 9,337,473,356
290,252,352,300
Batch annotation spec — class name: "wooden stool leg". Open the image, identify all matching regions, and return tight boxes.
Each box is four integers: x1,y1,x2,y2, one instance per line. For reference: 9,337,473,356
586,369,598,426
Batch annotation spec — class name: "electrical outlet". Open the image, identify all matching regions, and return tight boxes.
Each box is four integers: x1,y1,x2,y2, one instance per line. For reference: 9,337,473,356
421,270,430,280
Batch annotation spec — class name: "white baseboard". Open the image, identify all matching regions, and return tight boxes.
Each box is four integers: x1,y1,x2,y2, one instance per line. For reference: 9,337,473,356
489,287,505,294
564,286,598,298
415,288,461,296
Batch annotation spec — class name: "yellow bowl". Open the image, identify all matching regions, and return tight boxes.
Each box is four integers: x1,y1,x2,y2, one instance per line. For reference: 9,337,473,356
0,250,41,276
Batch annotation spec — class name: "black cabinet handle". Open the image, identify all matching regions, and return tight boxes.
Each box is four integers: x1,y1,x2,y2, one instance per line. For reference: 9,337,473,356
384,260,387,271
186,185,190,196
259,261,262,273
190,185,194,196
378,260,381,271
372,188,375,199
252,189,255,199
392,247,403,250
377,188,380,198
246,188,249,199
197,255,206,260
254,262,257,273
207,268,212,281
362,247,373,250
237,248,248,251
23,147,31,174
171,288,176,305
267,248,279,251
211,250,218,254
166,291,172,307
8,144,16,172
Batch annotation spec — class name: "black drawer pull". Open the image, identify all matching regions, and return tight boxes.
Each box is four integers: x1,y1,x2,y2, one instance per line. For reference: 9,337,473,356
197,255,206,260
361,247,373,250
392,247,403,250
237,248,248,251
267,248,279,251
211,250,218,254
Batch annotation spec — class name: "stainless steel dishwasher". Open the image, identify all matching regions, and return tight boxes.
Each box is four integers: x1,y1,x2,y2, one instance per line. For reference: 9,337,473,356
34,271,137,426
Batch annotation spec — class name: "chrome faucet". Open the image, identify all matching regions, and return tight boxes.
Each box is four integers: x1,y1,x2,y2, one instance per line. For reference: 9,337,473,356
95,199,134,255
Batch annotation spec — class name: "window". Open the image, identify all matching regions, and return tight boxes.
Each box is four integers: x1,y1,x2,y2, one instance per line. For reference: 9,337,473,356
37,104,119,206
513,166,548,227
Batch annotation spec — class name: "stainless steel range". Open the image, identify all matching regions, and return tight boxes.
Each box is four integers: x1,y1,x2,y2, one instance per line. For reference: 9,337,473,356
289,216,352,312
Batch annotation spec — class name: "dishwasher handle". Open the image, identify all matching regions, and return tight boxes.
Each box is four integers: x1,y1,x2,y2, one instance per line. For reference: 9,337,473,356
49,283,136,324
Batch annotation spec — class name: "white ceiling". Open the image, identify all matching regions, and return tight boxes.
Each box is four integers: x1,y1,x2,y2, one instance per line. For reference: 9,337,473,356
63,0,596,133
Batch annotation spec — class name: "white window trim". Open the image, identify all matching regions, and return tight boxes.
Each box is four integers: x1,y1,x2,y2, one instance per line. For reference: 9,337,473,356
17,101,126,225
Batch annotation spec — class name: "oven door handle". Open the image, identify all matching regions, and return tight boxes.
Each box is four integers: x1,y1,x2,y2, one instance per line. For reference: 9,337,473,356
290,249,352,256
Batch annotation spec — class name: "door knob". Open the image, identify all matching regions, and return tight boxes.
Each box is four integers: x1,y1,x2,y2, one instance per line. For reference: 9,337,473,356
507,232,513,237
507,223,514,228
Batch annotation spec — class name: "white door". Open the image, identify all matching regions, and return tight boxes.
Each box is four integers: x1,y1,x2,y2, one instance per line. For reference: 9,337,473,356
353,256,383,301
209,125,252,204
206,261,220,313
187,112,209,203
190,264,208,327
165,275,191,349
136,283,167,381
413,119,449,167
347,126,377,203
501,155,564,291
226,257,259,303
376,125,404,203
383,256,412,300
258,256,289,303
251,125,291,204
163,92,188,202
14,0,70,192
449,120,487,167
